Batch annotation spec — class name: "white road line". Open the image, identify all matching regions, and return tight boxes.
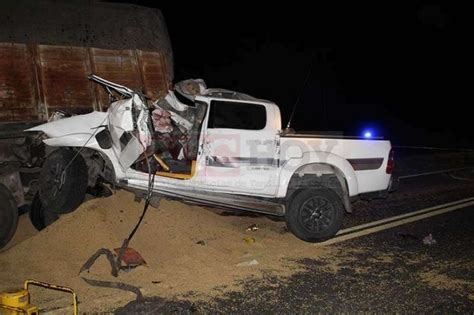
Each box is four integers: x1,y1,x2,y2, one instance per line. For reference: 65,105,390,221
336,196,474,235
317,198,474,246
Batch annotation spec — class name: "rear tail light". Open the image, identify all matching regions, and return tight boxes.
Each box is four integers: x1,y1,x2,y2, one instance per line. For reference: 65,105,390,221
386,148,395,174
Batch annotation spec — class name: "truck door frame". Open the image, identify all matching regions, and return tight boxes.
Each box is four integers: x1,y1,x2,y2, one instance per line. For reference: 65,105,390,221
202,99,279,196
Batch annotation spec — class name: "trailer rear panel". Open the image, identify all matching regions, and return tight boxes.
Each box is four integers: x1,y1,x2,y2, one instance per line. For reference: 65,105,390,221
0,43,170,122
0,0,173,124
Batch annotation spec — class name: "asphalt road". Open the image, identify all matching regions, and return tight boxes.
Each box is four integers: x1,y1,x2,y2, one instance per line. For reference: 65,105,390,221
115,168,474,314
193,207,474,314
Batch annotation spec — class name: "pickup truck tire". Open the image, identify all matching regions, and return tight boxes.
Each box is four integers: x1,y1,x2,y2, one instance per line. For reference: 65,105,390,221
39,148,88,214
0,183,19,249
286,188,344,242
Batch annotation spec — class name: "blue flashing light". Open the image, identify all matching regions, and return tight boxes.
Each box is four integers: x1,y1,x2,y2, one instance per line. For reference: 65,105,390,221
363,130,373,139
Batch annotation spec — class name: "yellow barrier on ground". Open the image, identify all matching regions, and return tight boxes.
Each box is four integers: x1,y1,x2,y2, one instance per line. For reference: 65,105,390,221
0,280,77,315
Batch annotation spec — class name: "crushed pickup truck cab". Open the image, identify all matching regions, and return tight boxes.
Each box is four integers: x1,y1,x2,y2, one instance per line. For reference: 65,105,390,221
28,75,394,242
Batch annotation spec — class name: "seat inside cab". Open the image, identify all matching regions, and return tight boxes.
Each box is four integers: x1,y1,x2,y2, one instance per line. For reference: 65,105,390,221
134,80,207,180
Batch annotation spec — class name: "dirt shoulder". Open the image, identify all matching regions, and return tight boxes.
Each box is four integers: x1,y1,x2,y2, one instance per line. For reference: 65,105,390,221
0,190,332,312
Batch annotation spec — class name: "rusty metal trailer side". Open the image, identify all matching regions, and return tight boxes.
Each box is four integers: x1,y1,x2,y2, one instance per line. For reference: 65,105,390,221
0,43,170,123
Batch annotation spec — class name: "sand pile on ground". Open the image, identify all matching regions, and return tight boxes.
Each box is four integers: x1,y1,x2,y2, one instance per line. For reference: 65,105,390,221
0,190,330,312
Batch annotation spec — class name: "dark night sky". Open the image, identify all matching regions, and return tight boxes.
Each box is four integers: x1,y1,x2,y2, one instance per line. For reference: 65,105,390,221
123,2,471,147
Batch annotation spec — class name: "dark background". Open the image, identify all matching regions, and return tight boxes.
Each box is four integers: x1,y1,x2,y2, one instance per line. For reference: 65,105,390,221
118,2,471,148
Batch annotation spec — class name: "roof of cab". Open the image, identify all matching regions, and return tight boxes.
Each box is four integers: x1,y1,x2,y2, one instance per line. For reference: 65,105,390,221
201,88,272,104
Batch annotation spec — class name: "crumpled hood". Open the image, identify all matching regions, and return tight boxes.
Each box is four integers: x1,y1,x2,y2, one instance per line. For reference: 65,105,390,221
26,111,108,138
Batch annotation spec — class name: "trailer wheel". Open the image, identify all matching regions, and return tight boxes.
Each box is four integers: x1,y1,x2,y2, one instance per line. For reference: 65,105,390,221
39,148,88,214
0,183,19,249
285,188,344,242
29,192,60,231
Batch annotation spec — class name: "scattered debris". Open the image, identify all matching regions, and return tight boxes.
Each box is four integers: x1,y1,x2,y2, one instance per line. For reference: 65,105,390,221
113,247,147,269
196,240,207,246
246,224,259,232
243,236,256,244
79,248,144,300
422,233,437,246
236,259,259,267
151,281,162,284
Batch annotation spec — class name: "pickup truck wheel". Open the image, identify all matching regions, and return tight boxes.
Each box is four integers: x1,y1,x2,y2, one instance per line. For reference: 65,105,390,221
39,148,88,214
0,183,19,249
286,189,344,242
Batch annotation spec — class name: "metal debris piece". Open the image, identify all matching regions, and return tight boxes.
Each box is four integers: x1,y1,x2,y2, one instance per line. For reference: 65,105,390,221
246,224,259,232
422,233,437,246
196,240,207,246
243,236,256,244
113,247,147,268
236,259,259,267
80,248,144,299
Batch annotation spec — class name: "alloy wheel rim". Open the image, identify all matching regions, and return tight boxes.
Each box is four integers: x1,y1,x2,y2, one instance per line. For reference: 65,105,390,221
300,196,334,233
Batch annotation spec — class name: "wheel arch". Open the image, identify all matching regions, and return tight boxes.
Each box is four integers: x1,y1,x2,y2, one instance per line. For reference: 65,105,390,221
77,147,117,187
41,144,118,191
283,163,354,213
278,150,358,195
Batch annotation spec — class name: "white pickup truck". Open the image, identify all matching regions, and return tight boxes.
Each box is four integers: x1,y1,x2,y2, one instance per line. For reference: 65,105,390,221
28,76,394,242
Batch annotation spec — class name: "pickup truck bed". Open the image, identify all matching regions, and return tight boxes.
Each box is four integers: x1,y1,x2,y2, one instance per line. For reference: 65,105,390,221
280,134,392,195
